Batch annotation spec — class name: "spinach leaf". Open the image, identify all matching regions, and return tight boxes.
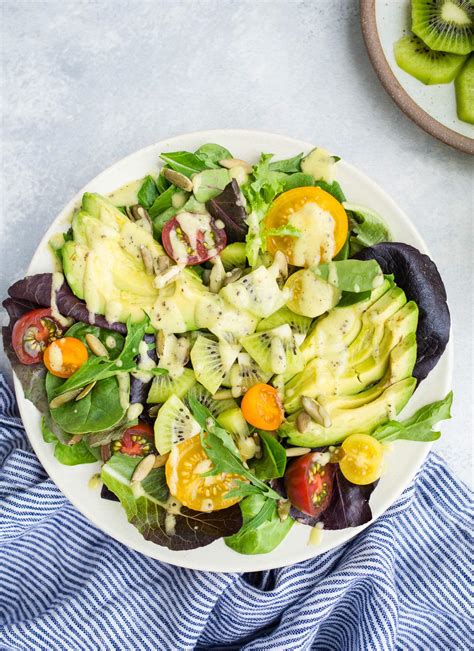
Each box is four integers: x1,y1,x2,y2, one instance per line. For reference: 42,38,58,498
225,495,294,555
372,391,453,442
315,180,346,203
344,203,391,255
159,151,208,178
152,206,178,237
41,416,96,465
149,185,178,219
192,168,231,202
46,373,129,434
156,170,170,194
65,321,124,360
137,175,159,209
194,143,232,167
333,235,350,261
269,153,304,173
188,397,281,501
336,290,372,307
314,259,383,292
252,431,287,480
101,454,242,550
281,172,315,192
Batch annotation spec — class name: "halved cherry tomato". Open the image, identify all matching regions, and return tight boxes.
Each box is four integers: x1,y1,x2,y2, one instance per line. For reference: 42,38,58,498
43,337,88,378
12,308,62,365
112,422,154,456
284,452,336,517
241,383,284,430
165,434,243,512
265,186,348,266
162,214,227,265
339,434,384,485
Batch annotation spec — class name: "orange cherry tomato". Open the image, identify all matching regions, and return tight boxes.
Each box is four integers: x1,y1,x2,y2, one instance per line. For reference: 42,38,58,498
241,383,284,430
165,434,243,512
265,186,348,266
43,337,89,378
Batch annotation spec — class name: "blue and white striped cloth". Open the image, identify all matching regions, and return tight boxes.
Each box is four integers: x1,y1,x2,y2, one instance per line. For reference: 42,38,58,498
0,375,472,651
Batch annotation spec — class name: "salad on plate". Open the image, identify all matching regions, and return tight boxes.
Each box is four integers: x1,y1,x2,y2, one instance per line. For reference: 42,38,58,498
2,143,452,555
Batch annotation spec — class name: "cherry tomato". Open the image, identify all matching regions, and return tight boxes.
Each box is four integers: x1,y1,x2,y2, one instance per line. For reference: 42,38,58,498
43,337,88,378
284,452,336,517
339,434,384,485
12,308,62,365
161,214,226,265
265,186,348,267
241,383,285,430
165,434,243,512
112,422,154,457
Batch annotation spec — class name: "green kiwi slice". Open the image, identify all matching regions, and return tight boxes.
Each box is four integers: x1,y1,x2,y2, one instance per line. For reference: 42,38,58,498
190,336,239,394
219,242,247,270
241,325,304,376
412,0,473,56
154,395,200,455
147,367,196,404
185,383,238,417
394,34,468,83
256,306,312,336
455,54,474,123
229,353,272,397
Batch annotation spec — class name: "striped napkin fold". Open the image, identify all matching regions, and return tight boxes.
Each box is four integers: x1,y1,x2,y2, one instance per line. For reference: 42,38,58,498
0,375,472,651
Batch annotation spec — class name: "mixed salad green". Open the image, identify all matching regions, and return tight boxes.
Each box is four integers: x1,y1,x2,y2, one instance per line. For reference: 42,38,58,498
2,143,452,554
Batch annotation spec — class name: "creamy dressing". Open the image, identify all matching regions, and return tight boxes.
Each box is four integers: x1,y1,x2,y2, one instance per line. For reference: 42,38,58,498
138,340,156,371
48,343,64,373
107,178,143,206
200,499,214,513
50,272,71,327
116,372,130,410
168,228,190,264
289,203,335,267
176,212,212,251
126,402,144,421
105,336,116,349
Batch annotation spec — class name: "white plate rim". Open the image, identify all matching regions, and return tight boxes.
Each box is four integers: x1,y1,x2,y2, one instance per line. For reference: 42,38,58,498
13,128,453,572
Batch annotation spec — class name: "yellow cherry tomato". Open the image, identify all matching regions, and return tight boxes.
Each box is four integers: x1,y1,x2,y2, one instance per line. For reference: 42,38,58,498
265,186,348,267
339,434,384,485
43,337,89,378
165,434,244,512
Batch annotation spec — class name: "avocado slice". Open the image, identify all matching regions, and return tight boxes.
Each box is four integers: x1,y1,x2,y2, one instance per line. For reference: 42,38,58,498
284,296,418,413
280,376,417,447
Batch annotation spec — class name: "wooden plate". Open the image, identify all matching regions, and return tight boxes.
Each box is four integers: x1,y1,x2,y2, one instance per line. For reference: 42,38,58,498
360,0,474,155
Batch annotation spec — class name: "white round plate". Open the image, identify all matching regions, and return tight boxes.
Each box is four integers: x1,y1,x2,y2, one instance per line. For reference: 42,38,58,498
360,0,474,154
14,130,452,572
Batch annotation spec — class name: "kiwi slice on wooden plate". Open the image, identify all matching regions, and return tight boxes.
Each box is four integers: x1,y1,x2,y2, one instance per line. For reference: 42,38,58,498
412,0,473,56
394,34,468,83
455,54,474,122
154,395,200,455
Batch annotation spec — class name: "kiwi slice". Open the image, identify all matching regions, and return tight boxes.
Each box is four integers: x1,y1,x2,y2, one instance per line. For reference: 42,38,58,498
219,242,247,271
217,407,250,438
394,34,468,84
241,325,304,376
185,383,238,417
154,395,200,455
412,0,473,56
229,352,272,397
147,368,196,404
455,54,474,123
256,306,312,336
190,336,239,394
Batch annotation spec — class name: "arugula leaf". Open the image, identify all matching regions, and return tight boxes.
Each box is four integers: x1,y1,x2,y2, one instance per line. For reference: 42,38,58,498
314,259,383,292
269,153,304,173
188,396,281,501
225,494,294,555
252,431,287,480
137,175,159,209
160,151,208,178
194,143,232,167
372,392,453,442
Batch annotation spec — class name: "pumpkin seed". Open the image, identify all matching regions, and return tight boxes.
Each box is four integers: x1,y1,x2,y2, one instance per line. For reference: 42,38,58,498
277,499,291,521
154,264,183,289
285,446,312,457
223,268,243,286
88,473,102,490
125,205,135,220
49,388,84,409
153,453,169,468
302,396,331,428
85,333,109,358
219,158,252,173
131,454,156,482
140,244,154,276
148,404,161,418
75,381,97,401
132,205,153,233
296,410,312,434
163,168,193,191
155,330,166,357
155,255,171,274
68,433,83,446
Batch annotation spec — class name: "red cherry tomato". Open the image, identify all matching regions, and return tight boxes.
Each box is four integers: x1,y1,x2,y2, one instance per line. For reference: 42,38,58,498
161,215,226,265
284,452,336,517
112,422,154,457
12,309,62,365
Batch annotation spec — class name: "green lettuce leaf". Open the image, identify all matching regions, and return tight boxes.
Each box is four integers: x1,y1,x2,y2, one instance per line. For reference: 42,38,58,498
41,416,97,465
194,143,233,167
137,175,159,209
314,259,383,292
269,153,304,173
251,431,287,480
